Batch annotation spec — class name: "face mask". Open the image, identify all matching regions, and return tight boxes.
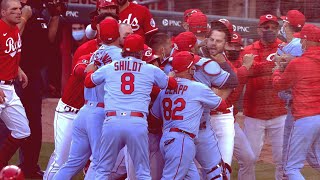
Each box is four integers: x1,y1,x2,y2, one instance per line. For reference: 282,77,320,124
279,26,287,40
225,50,241,61
72,30,85,41
262,30,277,43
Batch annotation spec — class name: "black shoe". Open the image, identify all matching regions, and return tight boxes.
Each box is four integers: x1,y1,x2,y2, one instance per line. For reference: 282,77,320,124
23,170,44,179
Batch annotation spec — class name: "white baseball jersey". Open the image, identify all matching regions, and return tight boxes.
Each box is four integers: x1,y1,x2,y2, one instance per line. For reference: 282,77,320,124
89,44,122,68
151,78,223,137
90,56,169,114
85,44,123,102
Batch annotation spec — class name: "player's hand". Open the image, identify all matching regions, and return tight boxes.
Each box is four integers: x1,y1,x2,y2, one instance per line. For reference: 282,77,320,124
21,5,32,21
85,64,98,73
280,53,295,62
0,89,5,104
211,53,226,64
17,67,28,88
167,71,175,77
242,54,256,70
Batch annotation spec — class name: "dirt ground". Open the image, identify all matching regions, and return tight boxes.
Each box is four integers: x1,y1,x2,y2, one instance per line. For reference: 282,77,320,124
41,98,276,164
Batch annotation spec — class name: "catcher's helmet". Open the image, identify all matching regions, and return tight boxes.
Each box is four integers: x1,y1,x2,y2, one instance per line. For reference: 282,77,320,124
0,165,24,180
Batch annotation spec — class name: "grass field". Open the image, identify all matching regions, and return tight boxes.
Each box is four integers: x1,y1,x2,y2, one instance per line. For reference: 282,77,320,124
9,142,320,180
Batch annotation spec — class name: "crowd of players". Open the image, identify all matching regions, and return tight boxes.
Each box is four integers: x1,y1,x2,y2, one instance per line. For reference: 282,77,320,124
0,0,319,180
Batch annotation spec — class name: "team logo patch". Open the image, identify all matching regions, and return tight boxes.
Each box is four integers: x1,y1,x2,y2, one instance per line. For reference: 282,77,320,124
266,14,273,19
164,138,175,146
150,18,156,28
145,49,152,57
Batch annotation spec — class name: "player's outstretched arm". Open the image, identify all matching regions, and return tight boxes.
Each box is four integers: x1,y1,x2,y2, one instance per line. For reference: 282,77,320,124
154,67,177,90
84,65,109,88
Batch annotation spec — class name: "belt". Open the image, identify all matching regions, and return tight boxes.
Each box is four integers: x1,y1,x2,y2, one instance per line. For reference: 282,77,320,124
0,79,15,85
63,105,79,114
169,128,196,139
84,100,104,108
210,109,231,115
106,111,144,118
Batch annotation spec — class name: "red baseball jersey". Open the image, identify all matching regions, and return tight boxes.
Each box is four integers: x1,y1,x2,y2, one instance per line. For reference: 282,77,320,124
119,3,158,37
62,54,91,109
72,39,98,69
241,39,286,120
0,20,22,80
273,46,320,120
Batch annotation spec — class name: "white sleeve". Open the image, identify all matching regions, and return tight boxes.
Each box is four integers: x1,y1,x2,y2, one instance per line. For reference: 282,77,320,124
196,84,222,109
154,66,169,89
85,24,97,40
91,65,108,85
150,94,162,119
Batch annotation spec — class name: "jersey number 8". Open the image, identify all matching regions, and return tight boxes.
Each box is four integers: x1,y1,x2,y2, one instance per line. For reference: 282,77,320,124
121,73,135,94
162,98,186,121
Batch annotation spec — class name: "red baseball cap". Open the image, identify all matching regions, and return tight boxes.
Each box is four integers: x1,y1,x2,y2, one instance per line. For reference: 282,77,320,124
123,34,144,53
184,9,202,22
142,44,159,63
187,12,208,34
172,51,200,73
294,24,320,42
173,32,197,51
231,32,242,45
259,14,279,26
281,10,305,28
98,0,118,8
99,18,120,43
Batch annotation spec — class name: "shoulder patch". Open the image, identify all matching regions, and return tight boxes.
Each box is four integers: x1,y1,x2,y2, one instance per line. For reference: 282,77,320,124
202,60,221,76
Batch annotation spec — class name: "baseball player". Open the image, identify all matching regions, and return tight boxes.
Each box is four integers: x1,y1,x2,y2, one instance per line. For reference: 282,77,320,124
276,10,305,169
148,33,174,68
45,16,124,180
0,0,30,169
151,51,228,180
86,0,158,40
53,18,123,180
43,53,91,180
185,12,208,44
124,45,165,180
276,12,320,176
164,31,238,179
84,34,176,179
225,32,256,180
85,0,119,39
204,20,239,177
240,14,286,180
272,23,320,179
181,8,202,32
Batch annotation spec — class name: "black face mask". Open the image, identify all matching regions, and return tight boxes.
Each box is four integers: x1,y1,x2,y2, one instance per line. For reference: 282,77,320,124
262,30,277,43
225,50,241,61
117,0,127,6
